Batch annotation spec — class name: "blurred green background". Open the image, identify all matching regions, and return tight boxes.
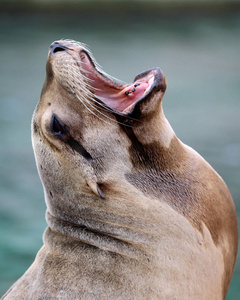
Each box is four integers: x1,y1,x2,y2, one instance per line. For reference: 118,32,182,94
0,0,239,298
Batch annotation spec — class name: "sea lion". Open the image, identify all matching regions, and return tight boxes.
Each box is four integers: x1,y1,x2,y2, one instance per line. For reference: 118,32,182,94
2,39,238,300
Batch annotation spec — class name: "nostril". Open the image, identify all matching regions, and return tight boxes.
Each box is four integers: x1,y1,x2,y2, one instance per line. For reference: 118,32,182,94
52,46,66,54
49,42,68,57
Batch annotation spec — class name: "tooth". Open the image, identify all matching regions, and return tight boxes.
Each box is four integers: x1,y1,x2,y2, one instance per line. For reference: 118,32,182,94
134,83,140,87
125,91,131,95
131,88,136,92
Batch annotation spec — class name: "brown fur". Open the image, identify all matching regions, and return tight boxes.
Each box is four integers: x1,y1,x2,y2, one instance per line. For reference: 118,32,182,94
2,40,238,300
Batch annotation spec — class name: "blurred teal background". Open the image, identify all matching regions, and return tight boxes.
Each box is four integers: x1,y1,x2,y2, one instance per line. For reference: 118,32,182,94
0,0,239,298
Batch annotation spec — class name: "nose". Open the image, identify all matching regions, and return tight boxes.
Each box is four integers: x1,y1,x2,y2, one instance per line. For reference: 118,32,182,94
49,42,68,57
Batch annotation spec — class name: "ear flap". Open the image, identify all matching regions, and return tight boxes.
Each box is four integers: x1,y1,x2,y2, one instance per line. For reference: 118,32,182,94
87,179,105,199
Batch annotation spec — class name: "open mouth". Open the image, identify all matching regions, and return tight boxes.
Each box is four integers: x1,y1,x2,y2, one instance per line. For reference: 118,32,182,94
79,50,164,115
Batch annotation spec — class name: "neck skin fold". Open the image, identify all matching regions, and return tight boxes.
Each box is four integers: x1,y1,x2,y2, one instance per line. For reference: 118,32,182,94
44,196,160,260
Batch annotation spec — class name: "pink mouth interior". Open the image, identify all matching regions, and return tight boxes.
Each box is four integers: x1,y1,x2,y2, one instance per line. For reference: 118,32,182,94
80,52,154,114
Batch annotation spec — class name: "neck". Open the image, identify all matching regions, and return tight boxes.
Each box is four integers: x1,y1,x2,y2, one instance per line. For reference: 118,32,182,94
44,203,156,260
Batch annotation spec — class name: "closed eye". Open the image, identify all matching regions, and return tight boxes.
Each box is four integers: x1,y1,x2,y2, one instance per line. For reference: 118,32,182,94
49,114,92,160
50,114,67,137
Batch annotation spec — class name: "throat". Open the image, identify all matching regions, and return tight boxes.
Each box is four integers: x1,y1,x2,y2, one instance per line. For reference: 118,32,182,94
45,210,148,259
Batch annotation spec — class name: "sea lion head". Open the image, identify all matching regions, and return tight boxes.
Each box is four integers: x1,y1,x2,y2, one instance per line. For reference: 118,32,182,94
32,39,172,213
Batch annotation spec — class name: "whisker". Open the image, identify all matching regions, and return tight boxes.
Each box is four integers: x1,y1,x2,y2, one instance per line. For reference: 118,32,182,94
73,91,121,128
77,94,133,128
53,45,139,126
65,75,132,127
58,38,122,82
67,67,111,106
